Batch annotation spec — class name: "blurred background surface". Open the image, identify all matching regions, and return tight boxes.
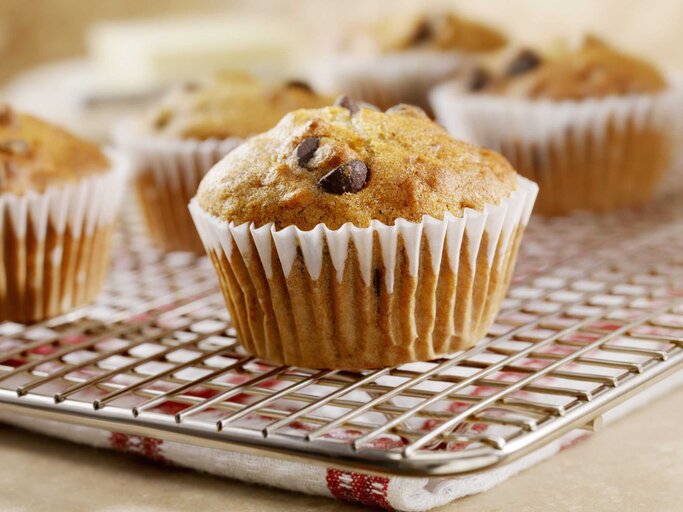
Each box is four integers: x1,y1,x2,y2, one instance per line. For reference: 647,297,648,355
3,0,683,83
2,0,683,139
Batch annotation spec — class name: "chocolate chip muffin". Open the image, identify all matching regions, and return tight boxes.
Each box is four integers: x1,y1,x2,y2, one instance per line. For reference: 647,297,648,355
0,105,128,322
354,11,507,55
190,98,538,369
312,11,507,115
145,73,333,140
0,109,110,194
478,38,666,99
431,36,680,215
114,73,333,254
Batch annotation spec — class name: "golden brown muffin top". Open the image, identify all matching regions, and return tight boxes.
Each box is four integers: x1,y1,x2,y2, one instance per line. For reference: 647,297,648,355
0,106,110,196
470,36,667,100
344,11,507,55
197,98,518,230
144,73,334,140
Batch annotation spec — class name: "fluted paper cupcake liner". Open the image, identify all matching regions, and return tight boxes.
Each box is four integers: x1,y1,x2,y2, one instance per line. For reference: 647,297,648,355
189,176,538,369
113,120,243,254
430,83,683,215
311,51,469,114
0,150,129,323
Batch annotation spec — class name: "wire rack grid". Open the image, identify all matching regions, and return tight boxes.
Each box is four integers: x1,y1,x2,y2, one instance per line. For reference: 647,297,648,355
0,185,682,477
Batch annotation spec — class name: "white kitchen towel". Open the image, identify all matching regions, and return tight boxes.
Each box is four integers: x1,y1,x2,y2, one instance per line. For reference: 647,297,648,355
1,370,680,512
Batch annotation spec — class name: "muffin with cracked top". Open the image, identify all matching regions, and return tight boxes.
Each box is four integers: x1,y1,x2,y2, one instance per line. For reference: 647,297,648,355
0,105,128,322
312,10,507,115
114,72,332,253
0,111,110,193
190,97,538,369
431,36,681,215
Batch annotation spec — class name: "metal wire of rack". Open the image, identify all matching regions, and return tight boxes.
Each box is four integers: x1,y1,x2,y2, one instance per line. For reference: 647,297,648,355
1,186,682,477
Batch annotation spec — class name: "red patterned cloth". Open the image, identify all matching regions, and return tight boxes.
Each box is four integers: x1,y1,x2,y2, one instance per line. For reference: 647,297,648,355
2,372,679,511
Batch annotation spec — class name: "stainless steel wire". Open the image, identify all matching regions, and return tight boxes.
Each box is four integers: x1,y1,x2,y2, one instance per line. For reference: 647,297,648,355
0,186,682,477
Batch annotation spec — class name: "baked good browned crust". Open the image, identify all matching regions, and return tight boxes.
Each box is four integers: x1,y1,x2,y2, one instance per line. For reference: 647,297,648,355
476,36,666,100
197,101,519,230
346,11,507,55
144,73,334,140
0,106,109,195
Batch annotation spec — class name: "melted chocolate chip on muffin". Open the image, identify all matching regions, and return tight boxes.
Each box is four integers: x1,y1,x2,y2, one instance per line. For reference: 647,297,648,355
0,108,109,195
505,49,542,76
144,73,334,140
468,67,492,91
285,80,315,93
349,11,507,54
197,100,518,230
295,137,320,168
474,36,667,100
335,95,360,114
317,159,369,194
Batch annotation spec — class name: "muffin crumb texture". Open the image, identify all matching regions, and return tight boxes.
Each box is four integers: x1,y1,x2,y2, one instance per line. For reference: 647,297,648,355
197,102,519,230
144,73,333,140
345,11,507,54
474,36,667,100
0,106,109,195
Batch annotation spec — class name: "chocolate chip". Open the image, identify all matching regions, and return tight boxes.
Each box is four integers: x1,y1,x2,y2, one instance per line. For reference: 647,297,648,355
468,67,491,91
385,104,428,118
295,137,320,168
0,105,13,125
411,19,433,45
335,95,359,114
0,139,30,156
285,80,314,93
506,49,542,76
154,109,172,130
317,159,368,194
183,81,200,92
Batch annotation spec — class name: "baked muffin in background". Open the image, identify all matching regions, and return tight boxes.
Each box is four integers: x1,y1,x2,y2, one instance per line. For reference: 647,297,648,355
431,36,681,215
353,11,506,54
146,73,331,140
479,37,666,99
113,73,333,254
190,98,537,369
311,11,507,114
0,106,128,323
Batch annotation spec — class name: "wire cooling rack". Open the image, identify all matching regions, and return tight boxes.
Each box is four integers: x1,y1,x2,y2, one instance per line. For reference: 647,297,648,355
1,185,682,477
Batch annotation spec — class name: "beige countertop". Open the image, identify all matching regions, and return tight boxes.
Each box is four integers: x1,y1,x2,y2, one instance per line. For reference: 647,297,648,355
1,384,681,512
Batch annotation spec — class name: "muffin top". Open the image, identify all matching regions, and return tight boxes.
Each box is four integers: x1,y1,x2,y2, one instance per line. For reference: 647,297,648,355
0,106,110,196
469,36,667,100
197,98,518,230
143,73,334,140
343,11,507,55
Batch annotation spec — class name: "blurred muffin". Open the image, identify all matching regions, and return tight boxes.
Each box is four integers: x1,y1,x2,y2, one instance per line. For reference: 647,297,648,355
114,73,332,253
431,36,681,215
190,98,537,369
355,11,506,54
0,106,128,322
482,37,666,99
312,11,507,114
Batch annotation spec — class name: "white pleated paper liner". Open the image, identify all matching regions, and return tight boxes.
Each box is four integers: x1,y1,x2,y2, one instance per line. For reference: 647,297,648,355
189,176,538,369
429,80,683,215
0,149,130,323
112,119,243,253
310,51,470,113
